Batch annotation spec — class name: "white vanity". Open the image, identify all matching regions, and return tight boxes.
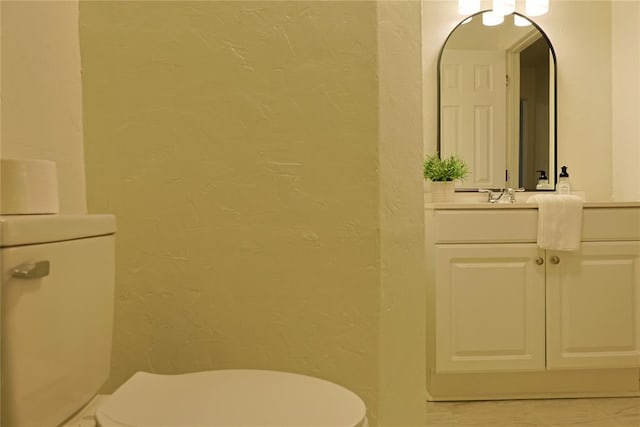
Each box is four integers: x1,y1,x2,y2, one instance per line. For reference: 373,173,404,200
425,201,640,401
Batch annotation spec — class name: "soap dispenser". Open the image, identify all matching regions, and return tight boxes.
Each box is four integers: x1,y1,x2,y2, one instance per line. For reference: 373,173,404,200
557,166,571,195
536,170,549,190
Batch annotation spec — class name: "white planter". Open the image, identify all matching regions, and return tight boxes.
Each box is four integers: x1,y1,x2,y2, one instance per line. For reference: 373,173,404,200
430,181,456,202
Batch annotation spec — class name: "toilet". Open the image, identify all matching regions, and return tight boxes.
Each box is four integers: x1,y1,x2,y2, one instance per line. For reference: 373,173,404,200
0,213,368,427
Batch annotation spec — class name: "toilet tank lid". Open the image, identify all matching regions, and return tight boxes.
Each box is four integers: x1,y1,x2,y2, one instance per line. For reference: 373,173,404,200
0,214,116,247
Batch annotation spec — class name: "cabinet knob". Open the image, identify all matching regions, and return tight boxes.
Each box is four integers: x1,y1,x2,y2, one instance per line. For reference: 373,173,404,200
536,257,544,265
550,255,560,264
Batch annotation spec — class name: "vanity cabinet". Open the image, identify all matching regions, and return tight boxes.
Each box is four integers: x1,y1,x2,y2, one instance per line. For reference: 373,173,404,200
426,204,640,400
436,242,640,374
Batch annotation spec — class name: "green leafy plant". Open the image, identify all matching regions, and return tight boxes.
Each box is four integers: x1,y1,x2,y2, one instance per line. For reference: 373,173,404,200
423,153,469,182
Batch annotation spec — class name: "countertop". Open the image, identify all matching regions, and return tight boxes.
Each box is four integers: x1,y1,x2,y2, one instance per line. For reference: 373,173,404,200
424,191,640,209
425,201,640,210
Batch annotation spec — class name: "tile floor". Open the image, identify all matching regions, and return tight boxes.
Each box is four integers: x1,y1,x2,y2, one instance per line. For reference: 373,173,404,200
426,397,640,426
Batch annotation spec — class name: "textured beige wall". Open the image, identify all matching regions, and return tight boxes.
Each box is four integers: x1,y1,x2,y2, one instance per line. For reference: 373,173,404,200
378,1,427,425
1,0,86,213
424,0,617,201
540,0,612,200
81,0,386,422
612,0,640,201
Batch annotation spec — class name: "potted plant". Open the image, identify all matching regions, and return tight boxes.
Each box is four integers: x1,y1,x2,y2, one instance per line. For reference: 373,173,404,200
423,153,469,202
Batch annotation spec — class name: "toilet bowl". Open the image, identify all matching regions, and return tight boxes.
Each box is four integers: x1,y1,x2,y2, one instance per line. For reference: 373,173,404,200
95,369,368,427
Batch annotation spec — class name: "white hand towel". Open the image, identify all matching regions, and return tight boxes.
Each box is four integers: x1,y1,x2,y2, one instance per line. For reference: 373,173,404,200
527,194,583,251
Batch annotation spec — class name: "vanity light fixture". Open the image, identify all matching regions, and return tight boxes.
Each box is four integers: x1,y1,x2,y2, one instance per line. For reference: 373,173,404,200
493,0,515,16
525,0,549,16
482,10,504,26
458,0,549,18
514,14,532,26
458,0,481,15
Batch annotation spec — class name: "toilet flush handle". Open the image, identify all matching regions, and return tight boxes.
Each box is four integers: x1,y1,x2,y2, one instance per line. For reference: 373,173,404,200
11,261,50,279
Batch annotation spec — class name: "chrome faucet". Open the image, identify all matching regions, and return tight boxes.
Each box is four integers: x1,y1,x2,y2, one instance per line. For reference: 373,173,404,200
479,188,525,204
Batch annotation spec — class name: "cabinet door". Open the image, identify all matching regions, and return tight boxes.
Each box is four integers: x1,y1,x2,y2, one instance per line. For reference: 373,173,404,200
546,242,640,369
435,244,546,373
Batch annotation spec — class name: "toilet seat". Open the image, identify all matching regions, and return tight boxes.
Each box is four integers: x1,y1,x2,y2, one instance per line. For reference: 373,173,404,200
96,369,367,427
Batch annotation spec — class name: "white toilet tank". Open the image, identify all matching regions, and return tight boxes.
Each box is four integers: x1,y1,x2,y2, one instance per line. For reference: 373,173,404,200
1,214,116,427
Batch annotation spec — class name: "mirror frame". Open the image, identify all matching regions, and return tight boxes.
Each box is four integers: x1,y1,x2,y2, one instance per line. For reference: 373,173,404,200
437,11,558,191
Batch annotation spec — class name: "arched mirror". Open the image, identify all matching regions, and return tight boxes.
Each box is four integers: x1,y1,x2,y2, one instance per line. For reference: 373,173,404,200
438,12,557,191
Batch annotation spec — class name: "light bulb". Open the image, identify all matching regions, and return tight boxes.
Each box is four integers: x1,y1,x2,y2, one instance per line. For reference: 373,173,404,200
514,15,532,27
493,0,515,16
526,0,549,17
458,0,481,15
482,11,504,26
